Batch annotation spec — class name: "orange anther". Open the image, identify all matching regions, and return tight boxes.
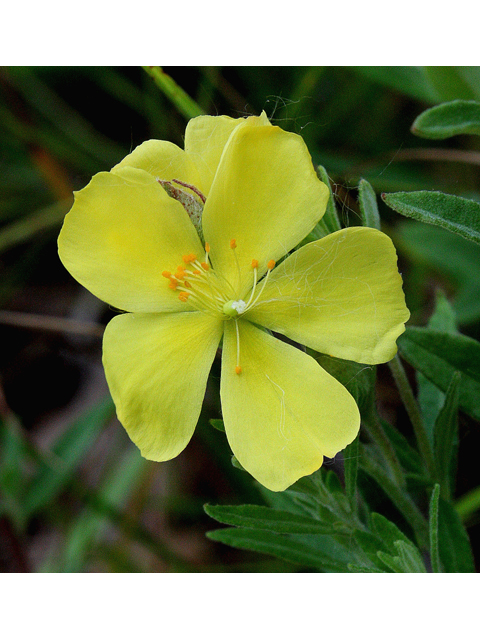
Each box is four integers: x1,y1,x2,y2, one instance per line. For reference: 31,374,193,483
205,242,210,253
201,262,210,270
182,253,197,263
267,259,276,270
168,279,178,290
175,268,186,280
230,239,237,249
178,292,190,302
162,270,172,279
251,259,259,269
235,366,242,375
183,280,192,288
193,269,201,275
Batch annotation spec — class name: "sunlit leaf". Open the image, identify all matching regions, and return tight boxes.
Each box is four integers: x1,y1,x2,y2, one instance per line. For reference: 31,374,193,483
383,191,480,245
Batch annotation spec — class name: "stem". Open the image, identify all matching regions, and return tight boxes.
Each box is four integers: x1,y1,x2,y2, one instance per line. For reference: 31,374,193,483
142,66,204,120
362,405,405,488
429,484,441,573
388,354,436,478
456,485,480,522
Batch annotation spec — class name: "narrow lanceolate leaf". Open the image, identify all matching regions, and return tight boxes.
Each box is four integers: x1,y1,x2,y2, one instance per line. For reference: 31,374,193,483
358,178,381,230
377,541,427,573
382,191,480,245
206,528,348,572
433,372,461,498
429,484,441,572
437,498,475,573
370,512,415,555
398,327,480,422
393,540,427,572
204,504,345,535
411,100,480,139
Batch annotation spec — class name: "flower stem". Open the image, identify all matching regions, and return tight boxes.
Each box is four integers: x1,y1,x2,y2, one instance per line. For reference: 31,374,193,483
388,354,436,478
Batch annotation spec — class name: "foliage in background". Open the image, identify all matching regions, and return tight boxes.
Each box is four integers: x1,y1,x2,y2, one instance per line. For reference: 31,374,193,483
1,66,480,572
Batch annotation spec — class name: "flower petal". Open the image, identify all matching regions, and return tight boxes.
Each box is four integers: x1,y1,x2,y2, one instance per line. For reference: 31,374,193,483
103,311,223,461
58,166,205,313
202,123,329,298
184,115,253,195
112,139,201,188
221,319,360,491
245,227,410,365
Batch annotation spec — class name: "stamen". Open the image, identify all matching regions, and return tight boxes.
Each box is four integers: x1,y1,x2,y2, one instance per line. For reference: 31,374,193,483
244,263,258,308
205,242,210,253
183,280,192,288
168,278,178,290
201,262,210,271
175,268,186,280
235,319,241,374
230,239,242,288
178,292,190,302
182,253,197,264
244,258,275,311
162,270,172,279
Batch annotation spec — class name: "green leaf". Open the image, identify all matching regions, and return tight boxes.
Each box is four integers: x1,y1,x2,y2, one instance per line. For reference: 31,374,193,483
416,291,457,447
23,396,115,516
411,100,480,139
316,165,341,235
437,498,475,572
383,191,480,245
204,504,346,535
353,530,392,571
429,484,441,572
376,550,405,573
376,539,427,573
348,563,385,573
209,418,225,432
380,419,423,475
370,512,415,555
206,528,349,572
398,326,480,422
433,372,461,498
359,451,429,548
358,178,381,230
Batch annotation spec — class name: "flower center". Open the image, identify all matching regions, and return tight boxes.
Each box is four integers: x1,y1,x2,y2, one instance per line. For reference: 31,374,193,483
162,239,276,375
223,299,247,317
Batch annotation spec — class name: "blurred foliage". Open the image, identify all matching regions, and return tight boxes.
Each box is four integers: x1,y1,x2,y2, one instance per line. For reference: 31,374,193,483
1,66,480,572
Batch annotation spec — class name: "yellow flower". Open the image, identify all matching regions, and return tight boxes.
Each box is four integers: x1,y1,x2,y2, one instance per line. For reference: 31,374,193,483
58,113,410,492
